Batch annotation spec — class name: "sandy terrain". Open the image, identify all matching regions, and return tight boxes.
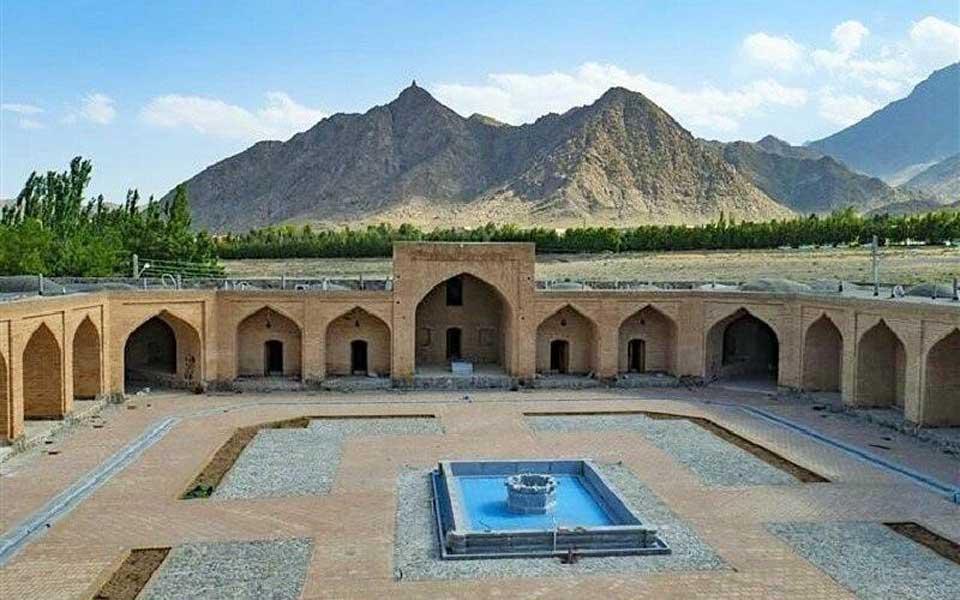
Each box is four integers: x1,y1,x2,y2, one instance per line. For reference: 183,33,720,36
222,245,960,285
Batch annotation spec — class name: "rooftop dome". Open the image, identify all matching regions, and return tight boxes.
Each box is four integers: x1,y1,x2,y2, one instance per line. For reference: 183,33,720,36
739,278,812,293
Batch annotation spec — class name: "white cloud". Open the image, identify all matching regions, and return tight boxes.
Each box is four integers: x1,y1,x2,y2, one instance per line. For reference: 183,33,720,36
1,102,43,115
432,63,807,133
141,92,326,140
813,16,958,95
909,16,960,66
741,33,805,71
816,88,881,126
79,93,116,124
832,20,869,54
18,118,44,130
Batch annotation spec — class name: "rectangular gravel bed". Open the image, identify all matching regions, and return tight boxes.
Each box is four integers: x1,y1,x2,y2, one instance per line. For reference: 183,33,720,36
213,417,443,500
138,538,312,600
767,521,960,600
393,463,726,581
527,414,797,487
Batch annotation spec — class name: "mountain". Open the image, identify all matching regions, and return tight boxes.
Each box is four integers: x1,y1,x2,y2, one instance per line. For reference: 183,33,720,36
808,63,960,181
900,154,960,201
168,83,791,232
718,136,917,214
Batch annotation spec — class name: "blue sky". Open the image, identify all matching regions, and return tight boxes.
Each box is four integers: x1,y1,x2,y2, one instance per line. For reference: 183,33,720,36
2,1,958,202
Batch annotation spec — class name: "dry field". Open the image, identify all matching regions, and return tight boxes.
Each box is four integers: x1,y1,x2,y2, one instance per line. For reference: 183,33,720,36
222,245,960,285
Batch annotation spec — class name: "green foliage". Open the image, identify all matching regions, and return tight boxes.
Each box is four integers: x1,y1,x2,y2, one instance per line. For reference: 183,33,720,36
0,158,221,276
215,207,960,259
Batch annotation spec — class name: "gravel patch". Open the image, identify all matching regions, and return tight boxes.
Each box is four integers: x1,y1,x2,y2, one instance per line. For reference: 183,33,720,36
139,538,312,600
767,522,960,600
528,414,795,487
214,418,442,500
393,463,726,581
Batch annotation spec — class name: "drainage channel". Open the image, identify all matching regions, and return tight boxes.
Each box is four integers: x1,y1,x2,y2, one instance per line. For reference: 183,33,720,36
740,406,960,504
0,417,178,566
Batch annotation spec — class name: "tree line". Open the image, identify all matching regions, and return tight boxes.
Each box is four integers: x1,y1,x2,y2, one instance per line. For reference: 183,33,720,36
0,157,220,276
215,209,960,259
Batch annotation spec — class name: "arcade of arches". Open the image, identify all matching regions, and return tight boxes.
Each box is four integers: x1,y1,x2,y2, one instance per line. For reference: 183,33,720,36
0,240,957,444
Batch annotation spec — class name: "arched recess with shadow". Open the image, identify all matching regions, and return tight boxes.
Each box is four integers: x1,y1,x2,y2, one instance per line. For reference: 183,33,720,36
23,323,64,418
236,307,302,378
414,273,512,373
705,309,779,383
856,320,906,409
72,317,102,399
325,308,391,377
618,305,677,375
536,305,597,375
923,329,959,426
802,315,842,392
124,312,202,391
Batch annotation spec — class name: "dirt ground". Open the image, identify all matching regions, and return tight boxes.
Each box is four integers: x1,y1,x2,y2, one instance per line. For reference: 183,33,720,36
222,245,960,284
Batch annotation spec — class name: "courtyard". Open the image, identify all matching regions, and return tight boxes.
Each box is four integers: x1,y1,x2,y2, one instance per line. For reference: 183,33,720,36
0,386,957,599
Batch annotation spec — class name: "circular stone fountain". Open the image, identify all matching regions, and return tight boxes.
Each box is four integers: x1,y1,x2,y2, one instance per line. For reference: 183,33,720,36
505,473,558,514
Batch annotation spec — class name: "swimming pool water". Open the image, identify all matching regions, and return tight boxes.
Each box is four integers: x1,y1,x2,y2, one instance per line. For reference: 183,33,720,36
457,475,614,530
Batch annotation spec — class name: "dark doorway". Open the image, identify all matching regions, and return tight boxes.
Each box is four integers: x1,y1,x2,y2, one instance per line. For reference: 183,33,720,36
550,340,569,374
446,328,462,361
721,314,778,379
351,340,369,375
445,275,464,306
628,339,646,372
264,340,284,375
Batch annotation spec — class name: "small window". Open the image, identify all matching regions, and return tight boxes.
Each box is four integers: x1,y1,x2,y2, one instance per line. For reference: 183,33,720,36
446,276,463,306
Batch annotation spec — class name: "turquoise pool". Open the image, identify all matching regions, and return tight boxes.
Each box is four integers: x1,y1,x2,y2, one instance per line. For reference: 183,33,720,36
458,475,613,530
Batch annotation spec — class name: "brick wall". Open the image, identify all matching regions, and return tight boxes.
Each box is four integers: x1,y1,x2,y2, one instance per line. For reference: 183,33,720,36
415,275,505,368
923,329,960,425
617,306,676,374
801,316,843,392
72,318,102,398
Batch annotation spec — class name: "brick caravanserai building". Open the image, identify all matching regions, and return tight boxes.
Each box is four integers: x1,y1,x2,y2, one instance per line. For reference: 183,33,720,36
1,242,958,444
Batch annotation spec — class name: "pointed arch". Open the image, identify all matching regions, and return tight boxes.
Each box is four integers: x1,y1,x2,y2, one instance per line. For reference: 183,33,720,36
325,307,391,377
618,304,677,375
415,273,512,371
856,320,906,408
124,311,202,391
23,323,64,418
705,308,779,383
72,316,102,399
237,306,302,378
802,314,842,392
536,304,598,375
923,328,959,426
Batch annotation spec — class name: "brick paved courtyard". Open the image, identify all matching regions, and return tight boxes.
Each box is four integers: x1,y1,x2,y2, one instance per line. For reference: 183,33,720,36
1,387,957,599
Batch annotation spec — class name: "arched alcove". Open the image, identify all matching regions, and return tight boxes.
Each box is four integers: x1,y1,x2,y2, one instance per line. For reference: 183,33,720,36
415,274,511,373
72,317,102,399
705,309,779,383
325,308,390,377
536,305,597,375
923,329,959,426
237,307,302,378
802,315,842,392
618,306,677,375
23,323,64,418
856,320,906,408
124,313,202,391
